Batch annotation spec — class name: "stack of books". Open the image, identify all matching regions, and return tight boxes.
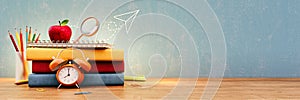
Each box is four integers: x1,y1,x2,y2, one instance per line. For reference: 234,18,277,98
26,42,124,87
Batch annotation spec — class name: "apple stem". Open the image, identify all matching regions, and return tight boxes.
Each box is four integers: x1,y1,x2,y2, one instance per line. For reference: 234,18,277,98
59,21,61,26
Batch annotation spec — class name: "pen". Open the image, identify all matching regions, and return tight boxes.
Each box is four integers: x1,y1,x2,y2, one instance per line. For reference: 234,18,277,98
74,92,91,95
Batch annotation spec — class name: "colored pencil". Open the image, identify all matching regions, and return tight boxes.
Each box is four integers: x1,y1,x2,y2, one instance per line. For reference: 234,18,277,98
35,33,40,43
25,26,28,43
28,27,31,42
25,26,28,49
19,28,24,62
20,28,24,53
9,30,29,83
32,33,36,42
19,28,27,79
9,30,23,78
8,30,19,52
8,30,22,60
15,28,21,49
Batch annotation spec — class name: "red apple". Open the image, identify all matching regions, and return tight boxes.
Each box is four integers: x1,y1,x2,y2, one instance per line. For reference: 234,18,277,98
48,19,72,43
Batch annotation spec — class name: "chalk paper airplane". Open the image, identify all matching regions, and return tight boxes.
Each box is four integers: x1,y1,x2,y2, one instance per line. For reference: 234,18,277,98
114,10,140,34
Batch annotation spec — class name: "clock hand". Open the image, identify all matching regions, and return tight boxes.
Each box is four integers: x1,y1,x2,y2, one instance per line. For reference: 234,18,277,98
64,75,68,78
64,68,71,78
67,68,70,76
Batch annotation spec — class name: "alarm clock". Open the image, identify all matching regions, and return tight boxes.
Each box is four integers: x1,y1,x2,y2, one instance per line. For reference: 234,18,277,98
49,48,91,88
56,64,84,88
50,59,91,88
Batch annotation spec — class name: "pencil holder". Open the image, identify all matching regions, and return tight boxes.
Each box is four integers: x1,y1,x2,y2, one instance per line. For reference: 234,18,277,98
15,52,24,82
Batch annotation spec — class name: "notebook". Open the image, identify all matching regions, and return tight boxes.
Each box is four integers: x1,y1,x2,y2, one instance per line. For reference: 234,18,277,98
27,40,112,49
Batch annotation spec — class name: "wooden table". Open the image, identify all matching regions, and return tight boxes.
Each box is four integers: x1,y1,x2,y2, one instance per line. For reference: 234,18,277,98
1,78,300,99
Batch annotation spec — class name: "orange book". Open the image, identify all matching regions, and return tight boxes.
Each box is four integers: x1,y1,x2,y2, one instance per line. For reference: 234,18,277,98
26,48,124,61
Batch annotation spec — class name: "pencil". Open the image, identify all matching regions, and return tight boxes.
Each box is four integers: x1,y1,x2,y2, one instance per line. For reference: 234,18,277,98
28,27,31,42
32,31,36,42
25,26,28,43
19,29,26,79
23,57,29,80
15,79,28,85
35,33,40,43
15,28,21,49
19,28,29,80
9,30,29,84
8,30,19,52
25,26,28,49
9,30,21,60
20,28,24,53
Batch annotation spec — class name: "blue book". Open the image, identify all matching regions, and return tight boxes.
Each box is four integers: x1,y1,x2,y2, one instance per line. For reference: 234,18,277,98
28,73,124,87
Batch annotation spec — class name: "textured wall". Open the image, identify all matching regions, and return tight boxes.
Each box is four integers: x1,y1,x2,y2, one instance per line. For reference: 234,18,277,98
209,0,300,77
0,0,300,78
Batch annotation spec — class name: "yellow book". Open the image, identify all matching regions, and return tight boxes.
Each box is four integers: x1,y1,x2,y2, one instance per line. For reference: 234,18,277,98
26,48,124,61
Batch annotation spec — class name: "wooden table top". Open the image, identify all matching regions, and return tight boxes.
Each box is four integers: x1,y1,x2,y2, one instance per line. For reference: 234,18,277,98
1,78,300,99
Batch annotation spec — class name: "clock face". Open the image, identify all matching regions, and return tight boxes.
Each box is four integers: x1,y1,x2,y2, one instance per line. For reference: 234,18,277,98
57,66,79,85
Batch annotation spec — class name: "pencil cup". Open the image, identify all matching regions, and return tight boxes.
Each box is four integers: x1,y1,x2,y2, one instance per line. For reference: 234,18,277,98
15,52,24,82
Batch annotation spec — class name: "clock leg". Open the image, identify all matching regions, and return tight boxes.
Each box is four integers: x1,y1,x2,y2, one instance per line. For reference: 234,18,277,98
75,83,80,88
57,84,62,89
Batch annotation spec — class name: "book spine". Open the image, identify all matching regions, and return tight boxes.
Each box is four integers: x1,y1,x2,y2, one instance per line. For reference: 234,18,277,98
32,61,124,73
27,48,124,61
28,73,124,87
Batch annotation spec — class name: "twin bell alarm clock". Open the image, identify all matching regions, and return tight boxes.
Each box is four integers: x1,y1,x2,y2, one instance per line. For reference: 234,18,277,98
49,48,91,88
